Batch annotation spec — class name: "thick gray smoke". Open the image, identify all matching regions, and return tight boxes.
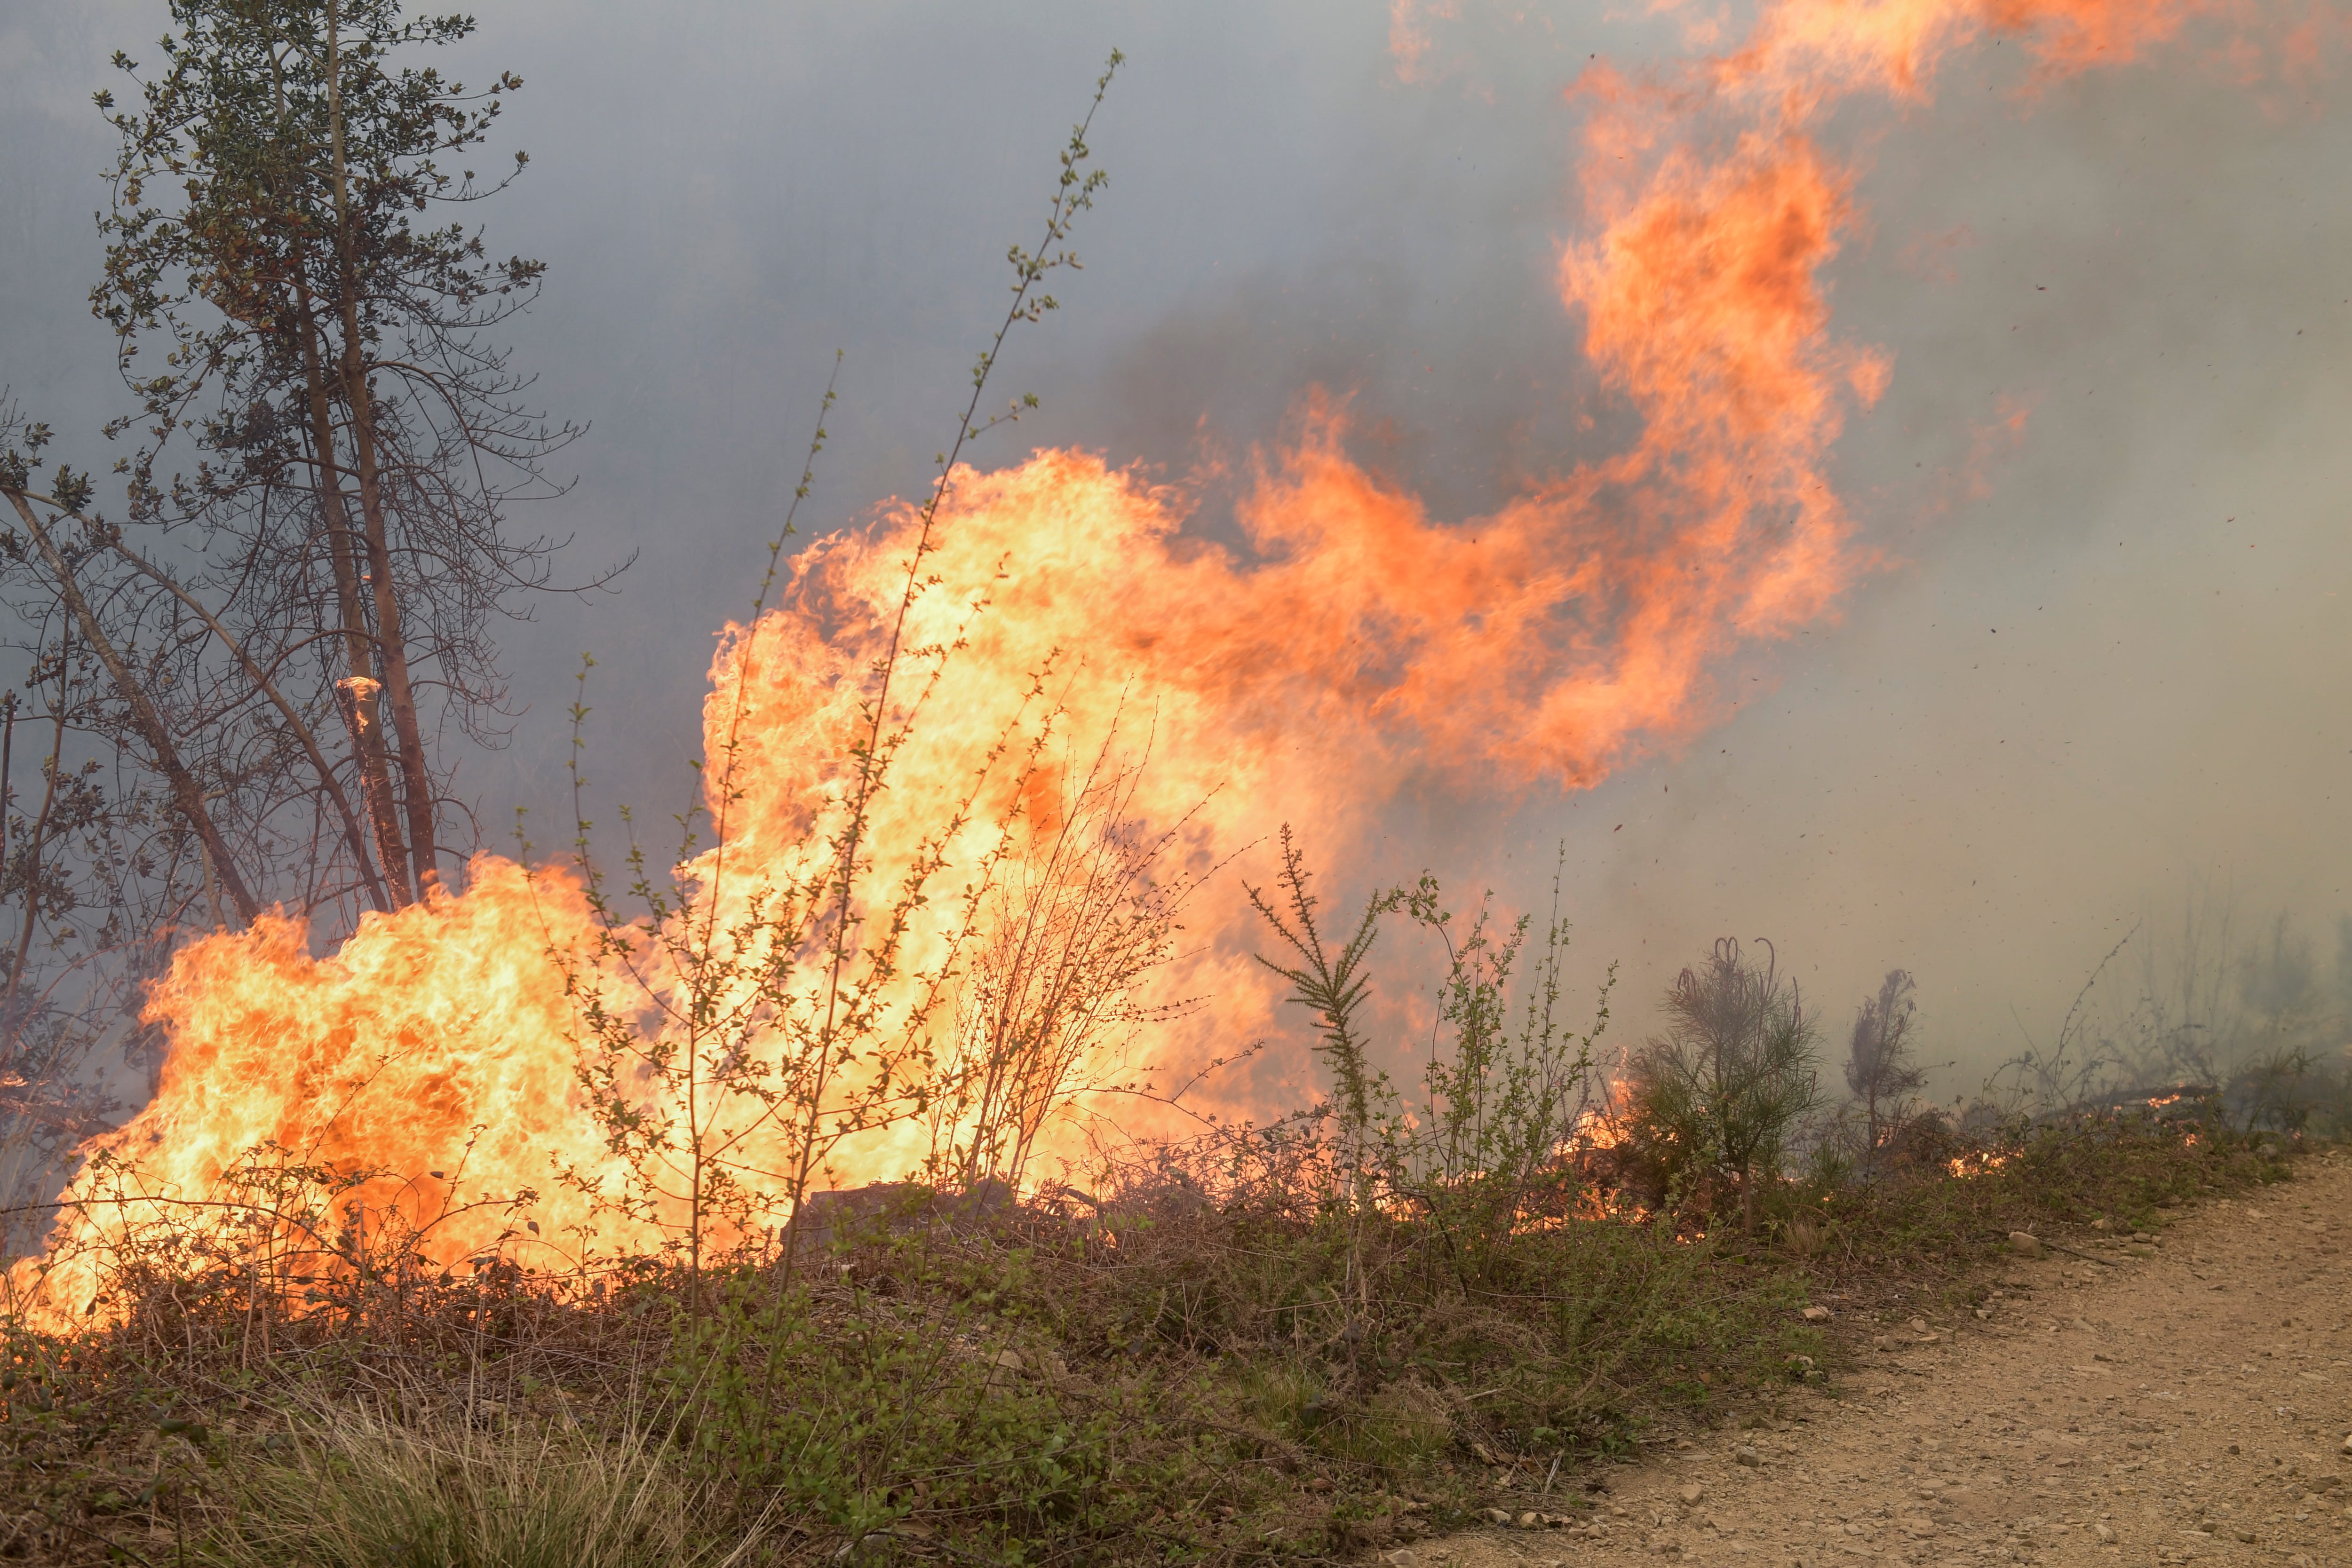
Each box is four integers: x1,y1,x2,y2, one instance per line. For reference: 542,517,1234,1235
2,1,2345,1099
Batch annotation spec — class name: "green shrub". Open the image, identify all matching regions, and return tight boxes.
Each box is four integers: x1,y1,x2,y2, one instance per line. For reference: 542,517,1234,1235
1614,938,1823,1232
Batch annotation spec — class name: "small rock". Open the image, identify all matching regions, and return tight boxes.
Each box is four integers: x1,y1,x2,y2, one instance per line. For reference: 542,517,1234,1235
2093,1523,2114,1543
1735,1444,1762,1467
1483,1507,1512,1526
2232,1527,2257,1542
2340,1433,2352,1456
2090,1217,2110,1231
2008,1231,2044,1259
1974,1307,1992,1320
1678,1482,1705,1505
1908,1316,1930,1333
1518,1512,1541,1529
1382,1553,1418,1568
1802,1305,1831,1322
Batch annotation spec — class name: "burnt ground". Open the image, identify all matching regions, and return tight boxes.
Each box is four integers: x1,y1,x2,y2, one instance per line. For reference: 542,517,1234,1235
1406,1149,2352,1568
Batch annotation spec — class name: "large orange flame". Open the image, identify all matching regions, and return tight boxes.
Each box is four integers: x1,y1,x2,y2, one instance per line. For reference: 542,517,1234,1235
12,0,2319,1323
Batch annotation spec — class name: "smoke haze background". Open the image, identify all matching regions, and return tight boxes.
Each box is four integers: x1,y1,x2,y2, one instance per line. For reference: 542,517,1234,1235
2,0,2346,1101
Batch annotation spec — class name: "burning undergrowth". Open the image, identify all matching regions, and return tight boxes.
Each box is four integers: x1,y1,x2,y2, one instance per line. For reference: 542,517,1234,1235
0,838,2321,1562
0,1069,2303,1565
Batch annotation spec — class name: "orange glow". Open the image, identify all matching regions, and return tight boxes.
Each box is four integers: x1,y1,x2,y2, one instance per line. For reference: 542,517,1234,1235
1573,1105,1629,1151
12,0,2310,1327
1389,0,1461,83
1946,1150,2013,1178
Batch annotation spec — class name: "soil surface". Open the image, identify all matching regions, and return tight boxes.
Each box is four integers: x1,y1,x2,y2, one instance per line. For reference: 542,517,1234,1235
1406,1148,2352,1568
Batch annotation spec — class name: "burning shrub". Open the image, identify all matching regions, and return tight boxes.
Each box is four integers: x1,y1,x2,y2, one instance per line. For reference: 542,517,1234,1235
925,713,1209,1194
1873,1107,1960,1172
1244,831,1613,1260
1844,968,1928,1164
1612,938,1822,1233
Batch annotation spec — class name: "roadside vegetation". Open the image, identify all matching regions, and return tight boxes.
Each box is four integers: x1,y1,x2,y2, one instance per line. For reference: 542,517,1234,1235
0,1006,2320,1565
0,836,2331,1564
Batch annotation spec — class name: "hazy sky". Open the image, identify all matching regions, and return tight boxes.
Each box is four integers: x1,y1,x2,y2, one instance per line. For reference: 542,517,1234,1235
3,1,2347,1097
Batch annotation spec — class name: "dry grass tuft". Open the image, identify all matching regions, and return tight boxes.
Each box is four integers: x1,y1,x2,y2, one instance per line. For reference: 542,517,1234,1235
199,1395,759,1568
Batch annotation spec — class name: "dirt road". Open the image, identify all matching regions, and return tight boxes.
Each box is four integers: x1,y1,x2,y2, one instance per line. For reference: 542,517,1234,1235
1414,1149,2352,1568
